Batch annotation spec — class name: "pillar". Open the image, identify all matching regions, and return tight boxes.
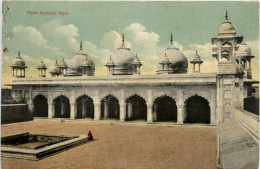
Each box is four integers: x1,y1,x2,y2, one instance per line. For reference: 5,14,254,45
61,101,65,116
192,64,195,72
177,105,184,124
82,101,86,118
119,102,126,121
104,100,109,118
94,102,101,120
48,102,54,118
127,102,132,119
147,104,153,123
153,103,157,121
12,68,14,76
70,102,77,119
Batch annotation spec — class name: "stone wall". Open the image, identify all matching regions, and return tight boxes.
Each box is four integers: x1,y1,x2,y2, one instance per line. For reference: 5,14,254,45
1,104,33,124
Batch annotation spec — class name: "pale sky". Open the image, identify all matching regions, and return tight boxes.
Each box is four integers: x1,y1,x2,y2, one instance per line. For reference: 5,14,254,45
2,1,259,88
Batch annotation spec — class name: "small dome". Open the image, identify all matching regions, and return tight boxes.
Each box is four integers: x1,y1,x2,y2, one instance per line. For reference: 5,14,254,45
49,60,61,74
67,41,95,76
159,53,170,65
132,54,142,65
37,60,47,69
157,34,188,74
234,43,255,59
11,51,27,68
105,55,115,67
111,34,136,75
218,11,236,37
190,51,203,64
59,58,68,68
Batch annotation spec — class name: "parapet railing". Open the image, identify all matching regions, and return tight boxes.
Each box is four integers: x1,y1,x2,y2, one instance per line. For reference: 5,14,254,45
233,108,259,144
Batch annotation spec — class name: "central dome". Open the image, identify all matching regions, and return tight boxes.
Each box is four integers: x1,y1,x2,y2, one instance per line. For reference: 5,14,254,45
67,42,95,76
218,11,236,37
111,34,136,75
156,35,188,74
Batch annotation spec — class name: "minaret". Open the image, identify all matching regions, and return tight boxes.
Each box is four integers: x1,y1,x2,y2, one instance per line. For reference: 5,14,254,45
211,11,243,62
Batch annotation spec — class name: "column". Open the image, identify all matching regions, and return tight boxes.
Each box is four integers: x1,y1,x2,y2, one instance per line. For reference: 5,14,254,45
61,101,65,116
82,101,86,118
127,102,132,119
70,102,77,119
94,102,101,120
147,104,153,123
119,102,126,121
24,69,26,77
12,68,14,76
48,102,54,118
119,90,126,122
104,100,109,118
177,90,184,124
147,90,153,123
15,68,18,77
137,66,140,75
198,64,201,73
177,105,184,124
153,103,157,121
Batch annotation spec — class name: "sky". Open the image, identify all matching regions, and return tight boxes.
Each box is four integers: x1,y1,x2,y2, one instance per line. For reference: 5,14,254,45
2,1,259,88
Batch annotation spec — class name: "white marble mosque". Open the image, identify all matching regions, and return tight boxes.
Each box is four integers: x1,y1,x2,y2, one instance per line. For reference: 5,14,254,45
8,12,257,125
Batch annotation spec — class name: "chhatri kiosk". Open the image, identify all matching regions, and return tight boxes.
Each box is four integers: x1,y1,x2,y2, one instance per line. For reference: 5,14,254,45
8,13,256,125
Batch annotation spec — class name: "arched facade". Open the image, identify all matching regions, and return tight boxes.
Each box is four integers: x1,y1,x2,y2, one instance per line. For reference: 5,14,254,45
184,95,210,124
53,95,70,118
76,95,94,119
126,94,147,121
33,94,48,117
153,95,177,122
101,95,120,119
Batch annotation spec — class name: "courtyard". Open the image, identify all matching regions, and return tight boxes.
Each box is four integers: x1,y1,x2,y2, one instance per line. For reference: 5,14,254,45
1,120,217,169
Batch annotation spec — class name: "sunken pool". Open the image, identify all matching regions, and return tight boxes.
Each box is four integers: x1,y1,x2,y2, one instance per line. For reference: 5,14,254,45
1,132,89,160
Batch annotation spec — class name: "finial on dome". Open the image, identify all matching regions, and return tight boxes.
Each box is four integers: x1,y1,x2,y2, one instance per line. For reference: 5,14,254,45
55,60,57,65
18,51,21,57
165,52,167,57
80,41,82,50
122,33,125,44
225,10,228,21
62,58,65,62
170,33,173,44
41,59,43,63
109,54,112,60
196,50,198,55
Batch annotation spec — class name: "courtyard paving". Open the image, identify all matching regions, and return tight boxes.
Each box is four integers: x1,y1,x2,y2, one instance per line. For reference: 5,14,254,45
1,120,217,169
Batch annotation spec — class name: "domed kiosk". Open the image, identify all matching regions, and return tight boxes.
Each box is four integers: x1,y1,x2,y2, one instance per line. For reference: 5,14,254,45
67,41,95,76
10,51,27,77
110,34,136,75
156,34,188,74
218,11,236,37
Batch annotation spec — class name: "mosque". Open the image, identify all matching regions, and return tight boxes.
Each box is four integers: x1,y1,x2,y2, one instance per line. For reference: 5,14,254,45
8,12,257,125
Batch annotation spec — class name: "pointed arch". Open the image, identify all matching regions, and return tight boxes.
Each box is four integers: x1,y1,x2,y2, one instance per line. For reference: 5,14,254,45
76,95,94,119
53,95,70,118
153,95,177,122
184,94,210,124
126,94,147,121
33,94,48,117
101,95,120,119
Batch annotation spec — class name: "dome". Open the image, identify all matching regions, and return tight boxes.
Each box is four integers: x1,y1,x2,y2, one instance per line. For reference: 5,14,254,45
11,51,27,68
218,12,236,37
59,58,68,68
190,51,203,64
67,41,95,76
105,55,115,67
159,53,170,65
234,43,255,59
111,34,136,75
156,35,188,74
37,60,47,69
49,60,61,74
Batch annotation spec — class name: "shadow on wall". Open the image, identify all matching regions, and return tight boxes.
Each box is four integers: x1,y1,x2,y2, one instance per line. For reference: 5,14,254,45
1,104,33,124
244,97,259,115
